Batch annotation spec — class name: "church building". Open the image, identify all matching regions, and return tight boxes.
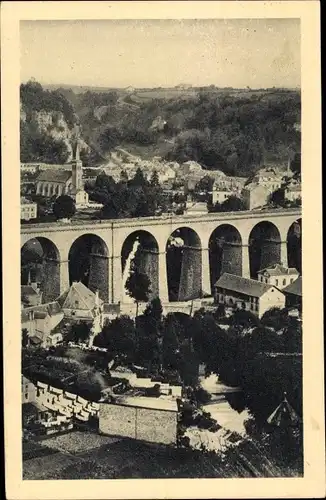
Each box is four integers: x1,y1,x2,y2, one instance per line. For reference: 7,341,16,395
35,140,89,208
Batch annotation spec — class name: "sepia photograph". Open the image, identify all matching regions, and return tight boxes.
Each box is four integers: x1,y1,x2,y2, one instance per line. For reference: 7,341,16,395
2,1,324,499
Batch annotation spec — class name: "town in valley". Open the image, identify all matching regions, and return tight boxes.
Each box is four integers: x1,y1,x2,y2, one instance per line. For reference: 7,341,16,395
20,18,303,479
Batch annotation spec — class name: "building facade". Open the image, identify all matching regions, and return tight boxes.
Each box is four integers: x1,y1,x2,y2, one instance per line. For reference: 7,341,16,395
21,198,37,221
242,183,270,210
212,188,232,205
257,264,299,290
22,376,37,404
214,273,286,318
283,277,302,311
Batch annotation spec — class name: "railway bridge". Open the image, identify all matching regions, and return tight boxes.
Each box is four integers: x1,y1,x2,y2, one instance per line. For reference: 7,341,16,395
21,208,302,304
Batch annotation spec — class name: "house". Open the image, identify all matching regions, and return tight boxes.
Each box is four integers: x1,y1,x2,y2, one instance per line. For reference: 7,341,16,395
214,273,285,318
99,396,178,445
257,264,300,290
21,197,37,221
242,183,270,210
283,277,302,312
21,301,64,345
284,185,301,202
21,277,43,307
212,187,232,205
250,167,283,192
22,376,36,404
57,281,104,320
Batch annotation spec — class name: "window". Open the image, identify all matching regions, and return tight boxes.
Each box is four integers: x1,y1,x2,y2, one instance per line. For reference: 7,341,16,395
276,279,278,286
290,278,294,283
25,393,28,400
283,279,286,286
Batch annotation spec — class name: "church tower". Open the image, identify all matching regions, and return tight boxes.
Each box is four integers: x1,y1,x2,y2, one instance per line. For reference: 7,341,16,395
71,139,83,193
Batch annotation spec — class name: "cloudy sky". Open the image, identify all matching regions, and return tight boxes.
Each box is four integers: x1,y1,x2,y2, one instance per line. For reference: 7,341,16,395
20,18,300,88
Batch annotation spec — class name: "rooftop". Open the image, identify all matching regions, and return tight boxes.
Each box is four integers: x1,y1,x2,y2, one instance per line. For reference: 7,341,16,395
23,301,62,317
57,281,103,311
106,395,178,412
215,273,277,298
36,169,72,183
258,264,299,277
282,277,302,297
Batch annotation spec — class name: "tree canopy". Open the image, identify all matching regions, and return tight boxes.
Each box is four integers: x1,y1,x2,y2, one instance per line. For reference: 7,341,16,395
53,195,76,220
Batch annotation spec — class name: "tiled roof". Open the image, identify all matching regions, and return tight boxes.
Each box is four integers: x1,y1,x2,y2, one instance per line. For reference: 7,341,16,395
36,169,72,183
23,301,62,317
214,273,275,298
282,277,302,297
59,281,103,311
258,264,299,277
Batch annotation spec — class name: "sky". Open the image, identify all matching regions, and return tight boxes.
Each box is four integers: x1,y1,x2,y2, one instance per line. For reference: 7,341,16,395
20,19,301,89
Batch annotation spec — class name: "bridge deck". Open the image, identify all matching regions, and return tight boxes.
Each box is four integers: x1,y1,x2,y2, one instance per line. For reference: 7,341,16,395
21,208,301,232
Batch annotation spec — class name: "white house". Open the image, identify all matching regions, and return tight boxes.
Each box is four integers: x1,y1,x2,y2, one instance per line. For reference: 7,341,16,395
21,197,37,221
257,264,299,290
212,187,232,205
214,273,285,318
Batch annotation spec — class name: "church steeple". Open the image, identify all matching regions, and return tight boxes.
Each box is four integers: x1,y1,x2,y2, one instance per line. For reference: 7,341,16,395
71,128,83,193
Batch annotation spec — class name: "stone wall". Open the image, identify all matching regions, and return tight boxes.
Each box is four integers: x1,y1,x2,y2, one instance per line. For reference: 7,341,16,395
99,403,177,445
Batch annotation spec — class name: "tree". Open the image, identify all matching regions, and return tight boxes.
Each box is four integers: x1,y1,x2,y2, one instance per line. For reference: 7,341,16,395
129,167,148,188
162,314,180,370
269,188,285,207
66,322,91,344
230,309,261,330
95,316,136,360
195,175,214,194
150,169,160,187
144,297,163,323
53,195,76,220
220,195,246,212
125,266,151,317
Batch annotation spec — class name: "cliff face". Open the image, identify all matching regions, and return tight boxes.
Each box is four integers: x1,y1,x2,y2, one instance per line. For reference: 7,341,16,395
20,81,90,164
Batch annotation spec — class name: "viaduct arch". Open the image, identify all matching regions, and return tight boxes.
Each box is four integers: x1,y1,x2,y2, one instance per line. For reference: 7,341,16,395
21,209,302,305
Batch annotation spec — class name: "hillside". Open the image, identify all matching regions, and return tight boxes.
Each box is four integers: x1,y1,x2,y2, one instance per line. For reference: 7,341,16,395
74,87,301,176
20,81,301,176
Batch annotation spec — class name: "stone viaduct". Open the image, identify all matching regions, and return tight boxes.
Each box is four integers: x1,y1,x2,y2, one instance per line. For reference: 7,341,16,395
21,208,301,304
